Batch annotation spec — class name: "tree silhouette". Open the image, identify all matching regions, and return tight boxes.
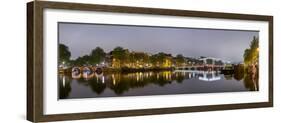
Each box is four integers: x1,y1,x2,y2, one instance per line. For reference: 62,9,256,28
89,47,106,65
244,36,259,65
59,44,71,64
175,54,185,67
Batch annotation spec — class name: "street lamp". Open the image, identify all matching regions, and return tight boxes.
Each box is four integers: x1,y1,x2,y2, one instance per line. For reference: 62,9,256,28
62,61,65,68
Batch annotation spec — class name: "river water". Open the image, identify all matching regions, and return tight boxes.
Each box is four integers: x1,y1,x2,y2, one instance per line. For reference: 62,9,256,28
59,70,258,99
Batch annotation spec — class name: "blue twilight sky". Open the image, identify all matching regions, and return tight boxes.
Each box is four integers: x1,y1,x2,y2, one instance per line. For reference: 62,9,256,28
58,22,258,63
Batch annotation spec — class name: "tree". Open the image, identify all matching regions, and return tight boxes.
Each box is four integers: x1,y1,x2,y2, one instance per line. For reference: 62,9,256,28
250,36,259,63
244,36,259,65
175,54,185,67
215,60,223,65
244,49,251,64
250,36,259,50
234,64,245,81
111,46,129,68
150,54,159,67
89,47,106,65
156,52,172,68
59,44,71,64
149,53,168,67
129,52,149,68
73,55,91,66
112,47,128,59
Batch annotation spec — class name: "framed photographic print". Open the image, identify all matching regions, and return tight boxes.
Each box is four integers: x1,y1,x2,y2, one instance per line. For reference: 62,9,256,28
27,1,273,122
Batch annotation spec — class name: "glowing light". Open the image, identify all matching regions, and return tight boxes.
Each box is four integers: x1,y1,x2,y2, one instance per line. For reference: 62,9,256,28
62,76,65,87
102,76,105,83
136,73,139,82
112,75,116,85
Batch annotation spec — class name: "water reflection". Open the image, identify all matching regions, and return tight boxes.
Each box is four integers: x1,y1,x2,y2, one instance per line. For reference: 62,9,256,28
198,71,221,81
244,72,259,91
59,70,258,99
59,75,72,99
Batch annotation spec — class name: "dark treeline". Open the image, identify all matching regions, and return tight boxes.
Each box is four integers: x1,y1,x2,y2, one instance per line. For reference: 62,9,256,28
59,45,201,69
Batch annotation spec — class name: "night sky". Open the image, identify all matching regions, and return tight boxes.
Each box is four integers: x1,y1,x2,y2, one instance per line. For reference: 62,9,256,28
59,22,258,63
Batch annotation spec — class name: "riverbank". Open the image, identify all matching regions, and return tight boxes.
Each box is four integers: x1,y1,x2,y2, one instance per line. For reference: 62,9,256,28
59,67,174,75
103,67,174,74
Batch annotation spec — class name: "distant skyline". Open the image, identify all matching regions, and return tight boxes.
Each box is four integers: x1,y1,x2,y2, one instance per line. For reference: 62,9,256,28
59,22,258,63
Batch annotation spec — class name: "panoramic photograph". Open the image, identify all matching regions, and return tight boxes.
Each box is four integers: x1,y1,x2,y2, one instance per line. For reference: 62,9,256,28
58,22,259,99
